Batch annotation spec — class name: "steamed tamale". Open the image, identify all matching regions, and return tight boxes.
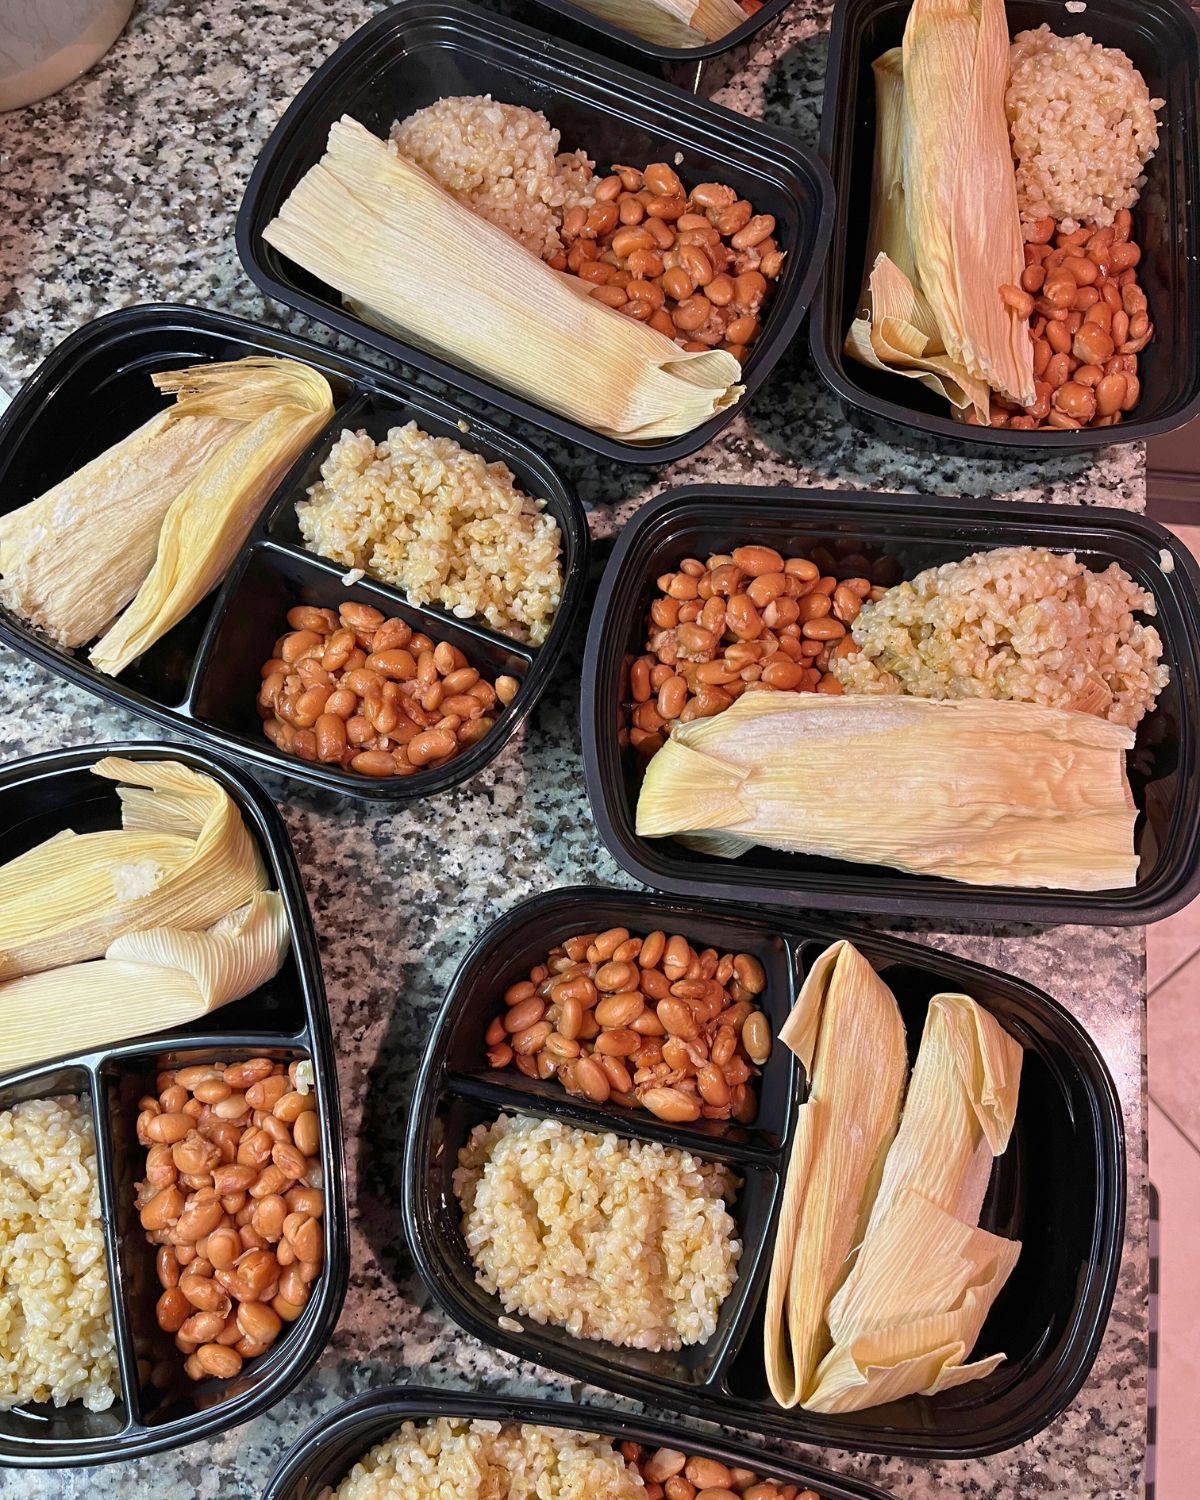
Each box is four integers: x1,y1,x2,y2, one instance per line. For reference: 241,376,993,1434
568,0,749,44
636,692,1139,890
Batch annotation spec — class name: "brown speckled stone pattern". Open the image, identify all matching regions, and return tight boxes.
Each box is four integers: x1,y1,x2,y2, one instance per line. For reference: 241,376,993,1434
0,1,1146,1496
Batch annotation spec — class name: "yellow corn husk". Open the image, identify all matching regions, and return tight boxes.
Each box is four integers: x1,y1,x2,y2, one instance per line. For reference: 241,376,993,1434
901,0,1035,406
763,940,908,1407
801,992,1022,1412
568,0,747,44
0,891,290,1074
89,359,333,676
636,692,1139,890
0,757,264,980
0,409,237,648
262,117,742,442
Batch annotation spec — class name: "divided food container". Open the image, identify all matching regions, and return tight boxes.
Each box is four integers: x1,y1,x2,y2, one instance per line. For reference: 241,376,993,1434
262,1387,897,1499
0,304,587,800
581,484,1200,925
507,0,796,68
235,0,835,465
0,741,347,1467
402,886,1125,1459
810,0,1200,450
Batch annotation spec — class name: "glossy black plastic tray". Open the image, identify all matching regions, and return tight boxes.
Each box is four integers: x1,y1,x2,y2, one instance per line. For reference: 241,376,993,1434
236,0,834,465
810,0,1200,452
511,0,795,66
581,484,1200,925
262,1387,896,1499
402,886,1125,1459
0,304,587,800
0,742,347,1467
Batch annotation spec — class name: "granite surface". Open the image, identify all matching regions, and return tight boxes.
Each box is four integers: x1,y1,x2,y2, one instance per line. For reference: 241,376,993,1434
0,1,1148,1496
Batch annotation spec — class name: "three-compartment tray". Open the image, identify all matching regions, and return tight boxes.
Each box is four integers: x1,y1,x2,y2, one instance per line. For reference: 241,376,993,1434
402,885,1125,1459
261,1387,897,1499
0,303,588,801
809,0,1200,452
235,0,834,466
0,741,347,1467
581,484,1200,925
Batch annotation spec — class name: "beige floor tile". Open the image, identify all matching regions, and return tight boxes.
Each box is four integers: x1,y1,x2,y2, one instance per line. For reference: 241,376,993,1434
1148,896,1200,993
1149,954,1200,1152
1149,1101,1200,1499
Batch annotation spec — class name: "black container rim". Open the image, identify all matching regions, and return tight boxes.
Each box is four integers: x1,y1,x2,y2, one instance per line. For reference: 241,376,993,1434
400,884,1127,1460
516,0,795,63
261,1386,899,1499
0,303,590,803
234,0,836,466
0,739,349,1466
579,482,1200,925
807,0,1200,451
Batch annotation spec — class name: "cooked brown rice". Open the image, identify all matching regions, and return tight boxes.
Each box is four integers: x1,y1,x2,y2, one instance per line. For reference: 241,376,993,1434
390,95,594,260
0,1096,118,1412
454,1114,741,1351
831,546,1167,728
296,423,563,644
1006,27,1162,232
319,1418,643,1500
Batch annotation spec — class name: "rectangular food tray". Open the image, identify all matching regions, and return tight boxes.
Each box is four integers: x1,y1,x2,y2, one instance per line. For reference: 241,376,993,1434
809,0,1200,451
0,741,347,1467
235,0,834,465
0,303,588,801
402,886,1125,1459
581,483,1200,924
262,1386,896,1499
497,0,797,67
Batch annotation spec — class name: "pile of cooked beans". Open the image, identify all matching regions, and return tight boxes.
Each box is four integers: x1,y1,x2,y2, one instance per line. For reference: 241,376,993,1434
623,543,897,758
136,1057,324,1382
622,1443,818,1500
993,209,1152,430
485,925,772,1124
551,161,785,363
258,602,518,778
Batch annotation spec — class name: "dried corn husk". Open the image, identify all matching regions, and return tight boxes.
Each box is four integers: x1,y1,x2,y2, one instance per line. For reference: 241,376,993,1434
0,757,264,979
802,992,1023,1411
764,940,908,1406
0,891,290,1074
636,692,1138,890
262,117,742,441
902,0,1035,406
89,360,333,676
569,0,748,44
0,409,236,648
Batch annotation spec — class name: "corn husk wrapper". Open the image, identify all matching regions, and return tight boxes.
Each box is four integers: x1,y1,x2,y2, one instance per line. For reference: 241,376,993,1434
568,0,748,45
901,0,1035,406
89,360,333,676
636,692,1139,890
764,940,908,1406
262,118,742,442
802,993,1023,1411
0,891,290,1074
0,757,264,979
0,409,236,648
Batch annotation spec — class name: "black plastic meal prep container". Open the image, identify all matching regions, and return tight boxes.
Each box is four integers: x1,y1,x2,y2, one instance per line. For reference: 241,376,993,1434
261,1387,897,1499
0,741,347,1467
235,0,834,466
581,484,1200,925
0,303,587,801
402,886,1125,1458
499,0,796,68
810,0,1200,452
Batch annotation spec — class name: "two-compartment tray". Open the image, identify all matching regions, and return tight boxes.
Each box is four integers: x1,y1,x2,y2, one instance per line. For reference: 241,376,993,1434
403,885,1125,1459
0,303,588,800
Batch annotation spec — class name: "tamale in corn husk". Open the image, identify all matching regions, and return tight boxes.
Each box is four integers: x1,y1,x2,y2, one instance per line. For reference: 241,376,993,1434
262,118,743,441
764,941,908,1406
636,692,1139,890
803,992,1022,1411
568,0,749,45
0,757,264,979
0,890,290,1074
844,50,991,422
89,359,333,676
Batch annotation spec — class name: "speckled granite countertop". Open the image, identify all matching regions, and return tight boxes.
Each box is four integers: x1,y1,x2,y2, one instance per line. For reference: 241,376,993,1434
0,2,1147,1496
